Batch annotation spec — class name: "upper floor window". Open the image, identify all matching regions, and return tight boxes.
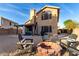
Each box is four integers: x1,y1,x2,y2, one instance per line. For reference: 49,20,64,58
41,11,52,20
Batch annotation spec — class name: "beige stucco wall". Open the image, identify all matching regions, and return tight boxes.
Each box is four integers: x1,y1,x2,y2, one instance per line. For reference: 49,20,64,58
36,8,59,36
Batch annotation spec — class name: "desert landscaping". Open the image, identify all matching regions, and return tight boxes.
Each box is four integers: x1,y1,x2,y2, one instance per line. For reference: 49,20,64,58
0,35,18,55
0,4,79,56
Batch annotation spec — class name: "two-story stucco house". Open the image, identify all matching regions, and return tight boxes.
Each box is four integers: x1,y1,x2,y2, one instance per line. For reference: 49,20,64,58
25,5,60,36
0,17,18,29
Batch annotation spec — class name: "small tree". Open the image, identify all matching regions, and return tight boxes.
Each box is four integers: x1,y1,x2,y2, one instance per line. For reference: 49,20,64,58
64,19,77,34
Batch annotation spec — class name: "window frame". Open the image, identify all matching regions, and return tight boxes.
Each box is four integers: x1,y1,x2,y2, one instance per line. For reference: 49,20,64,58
41,11,52,20
41,26,52,33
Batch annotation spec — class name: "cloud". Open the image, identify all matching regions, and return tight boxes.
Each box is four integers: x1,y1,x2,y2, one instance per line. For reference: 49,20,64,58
0,6,27,18
59,4,74,15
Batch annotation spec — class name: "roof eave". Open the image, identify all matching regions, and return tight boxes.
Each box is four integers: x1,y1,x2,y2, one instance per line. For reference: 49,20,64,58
37,5,60,14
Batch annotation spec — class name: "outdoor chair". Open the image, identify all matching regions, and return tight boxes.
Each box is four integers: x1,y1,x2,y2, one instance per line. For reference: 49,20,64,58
60,34,79,56
67,34,77,47
17,36,34,53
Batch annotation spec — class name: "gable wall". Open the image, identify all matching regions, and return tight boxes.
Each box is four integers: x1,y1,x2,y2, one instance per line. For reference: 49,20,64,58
36,8,59,36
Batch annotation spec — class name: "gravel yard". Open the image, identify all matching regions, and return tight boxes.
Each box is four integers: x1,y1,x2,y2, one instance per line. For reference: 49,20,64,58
0,34,76,56
0,35,18,54
0,35,42,56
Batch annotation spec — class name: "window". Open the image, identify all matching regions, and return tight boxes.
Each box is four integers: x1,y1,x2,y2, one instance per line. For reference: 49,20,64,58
9,22,12,26
1,20,5,24
41,26,52,33
41,11,52,20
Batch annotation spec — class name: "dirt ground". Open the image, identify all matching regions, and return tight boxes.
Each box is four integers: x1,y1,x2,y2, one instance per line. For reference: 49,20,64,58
0,35,18,54
72,28,79,41
0,35,43,56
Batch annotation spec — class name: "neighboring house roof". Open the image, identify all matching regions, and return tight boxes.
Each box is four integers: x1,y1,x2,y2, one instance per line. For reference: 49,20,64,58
25,5,60,25
25,20,33,25
0,16,18,25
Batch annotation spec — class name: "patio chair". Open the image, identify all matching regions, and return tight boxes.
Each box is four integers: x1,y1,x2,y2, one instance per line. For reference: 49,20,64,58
17,34,34,53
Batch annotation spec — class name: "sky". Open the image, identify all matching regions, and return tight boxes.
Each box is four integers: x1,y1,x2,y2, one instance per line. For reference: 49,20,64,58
0,3,79,28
